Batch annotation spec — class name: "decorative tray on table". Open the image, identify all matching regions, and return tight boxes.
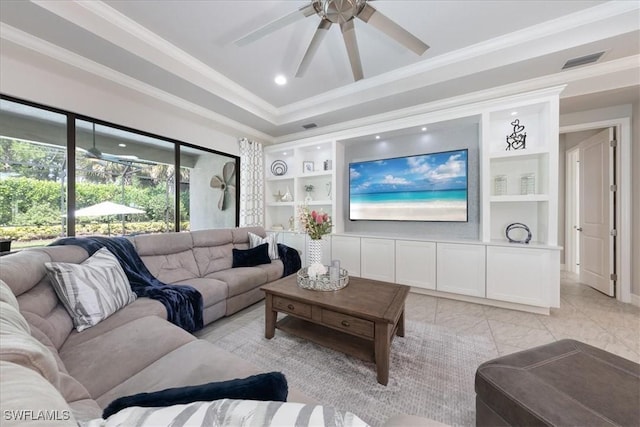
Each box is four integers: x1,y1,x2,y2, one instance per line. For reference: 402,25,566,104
296,267,349,291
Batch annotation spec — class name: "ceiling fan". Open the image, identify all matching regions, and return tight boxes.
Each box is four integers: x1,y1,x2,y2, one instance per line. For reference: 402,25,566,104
235,0,429,81
84,123,156,166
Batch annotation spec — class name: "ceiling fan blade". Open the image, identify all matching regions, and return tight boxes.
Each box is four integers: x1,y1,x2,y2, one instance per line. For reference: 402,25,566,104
218,192,226,211
235,3,316,46
296,19,332,78
357,3,429,55
340,20,363,81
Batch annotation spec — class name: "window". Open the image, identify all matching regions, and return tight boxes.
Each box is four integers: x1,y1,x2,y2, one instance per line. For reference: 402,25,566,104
0,95,239,247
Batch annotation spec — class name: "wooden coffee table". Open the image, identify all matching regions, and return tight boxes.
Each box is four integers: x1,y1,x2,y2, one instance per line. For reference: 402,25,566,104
261,275,410,385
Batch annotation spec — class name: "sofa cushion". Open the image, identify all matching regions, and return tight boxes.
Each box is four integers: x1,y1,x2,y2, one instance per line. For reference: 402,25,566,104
102,371,288,418
61,297,166,350
94,399,370,427
95,340,263,407
192,243,234,276
44,248,137,332
207,267,269,297
0,281,60,389
232,243,271,268
256,260,285,282
171,278,228,307
0,361,77,427
59,316,195,399
249,231,279,259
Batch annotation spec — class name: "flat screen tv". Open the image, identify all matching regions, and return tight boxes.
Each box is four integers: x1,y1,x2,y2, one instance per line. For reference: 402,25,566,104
349,149,468,222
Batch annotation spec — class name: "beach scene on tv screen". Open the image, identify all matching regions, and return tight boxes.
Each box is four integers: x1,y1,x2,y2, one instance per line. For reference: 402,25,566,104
350,149,468,222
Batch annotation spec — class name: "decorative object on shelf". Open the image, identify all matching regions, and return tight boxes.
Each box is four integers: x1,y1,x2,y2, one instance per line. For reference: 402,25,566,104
209,161,236,210
303,161,314,173
323,160,332,171
281,187,293,202
506,119,527,151
520,173,536,195
505,223,532,244
288,216,295,231
304,184,314,203
271,224,284,231
493,175,507,196
326,182,332,199
270,160,287,176
297,266,349,291
273,190,284,202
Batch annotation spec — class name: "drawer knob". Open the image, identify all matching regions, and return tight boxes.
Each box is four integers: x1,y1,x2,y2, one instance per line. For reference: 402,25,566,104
287,304,295,310
341,320,350,327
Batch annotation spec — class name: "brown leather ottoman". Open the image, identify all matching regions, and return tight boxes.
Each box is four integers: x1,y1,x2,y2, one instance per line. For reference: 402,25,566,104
475,339,640,426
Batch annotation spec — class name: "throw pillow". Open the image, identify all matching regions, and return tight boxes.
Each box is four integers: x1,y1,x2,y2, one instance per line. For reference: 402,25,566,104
248,231,279,260
102,372,288,418
44,247,137,332
232,243,271,268
98,399,369,427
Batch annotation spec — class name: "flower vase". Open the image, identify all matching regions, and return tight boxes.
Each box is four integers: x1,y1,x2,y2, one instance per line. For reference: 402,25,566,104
304,191,312,203
307,238,323,266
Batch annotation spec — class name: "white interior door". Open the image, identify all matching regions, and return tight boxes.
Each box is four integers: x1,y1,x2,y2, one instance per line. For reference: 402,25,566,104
578,129,614,296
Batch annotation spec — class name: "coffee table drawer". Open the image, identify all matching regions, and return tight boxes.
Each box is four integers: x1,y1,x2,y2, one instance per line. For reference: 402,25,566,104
273,296,311,319
321,309,374,339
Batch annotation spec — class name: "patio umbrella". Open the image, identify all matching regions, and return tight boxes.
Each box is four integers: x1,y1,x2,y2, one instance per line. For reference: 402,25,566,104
75,201,145,235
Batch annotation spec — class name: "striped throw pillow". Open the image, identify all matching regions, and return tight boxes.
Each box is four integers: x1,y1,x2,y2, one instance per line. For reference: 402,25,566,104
97,399,370,427
248,232,279,260
45,247,136,332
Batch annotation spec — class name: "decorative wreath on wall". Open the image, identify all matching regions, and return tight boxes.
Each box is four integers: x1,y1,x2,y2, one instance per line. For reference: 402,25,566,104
505,223,532,244
270,160,287,176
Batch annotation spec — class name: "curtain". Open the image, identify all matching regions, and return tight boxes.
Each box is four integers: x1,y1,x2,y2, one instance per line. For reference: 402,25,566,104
238,137,264,227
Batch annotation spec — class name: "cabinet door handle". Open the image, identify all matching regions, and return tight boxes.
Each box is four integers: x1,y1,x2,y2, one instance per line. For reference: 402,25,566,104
341,320,350,327
287,304,295,310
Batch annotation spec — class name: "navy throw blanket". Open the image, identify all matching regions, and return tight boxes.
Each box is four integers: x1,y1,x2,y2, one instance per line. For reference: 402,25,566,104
277,243,301,277
50,237,203,332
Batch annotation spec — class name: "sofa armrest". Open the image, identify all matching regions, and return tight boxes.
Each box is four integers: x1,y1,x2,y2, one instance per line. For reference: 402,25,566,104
277,244,301,277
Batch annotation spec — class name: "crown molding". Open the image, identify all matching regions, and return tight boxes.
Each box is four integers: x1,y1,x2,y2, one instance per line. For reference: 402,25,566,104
276,1,640,123
31,0,279,121
0,23,273,143
273,55,638,144
23,0,640,128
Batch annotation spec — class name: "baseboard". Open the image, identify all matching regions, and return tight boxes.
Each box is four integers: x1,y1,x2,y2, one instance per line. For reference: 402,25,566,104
630,293,640,308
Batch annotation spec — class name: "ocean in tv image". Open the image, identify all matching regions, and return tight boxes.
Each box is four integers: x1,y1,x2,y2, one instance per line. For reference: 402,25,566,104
349,149,468,222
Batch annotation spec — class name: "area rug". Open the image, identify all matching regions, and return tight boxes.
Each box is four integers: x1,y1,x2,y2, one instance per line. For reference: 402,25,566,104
214,315,497,427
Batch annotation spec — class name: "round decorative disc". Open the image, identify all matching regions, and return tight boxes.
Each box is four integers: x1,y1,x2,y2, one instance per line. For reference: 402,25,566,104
271,160,287,176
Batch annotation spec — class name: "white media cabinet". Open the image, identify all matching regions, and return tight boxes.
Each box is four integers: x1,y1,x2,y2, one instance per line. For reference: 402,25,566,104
265,87,564,315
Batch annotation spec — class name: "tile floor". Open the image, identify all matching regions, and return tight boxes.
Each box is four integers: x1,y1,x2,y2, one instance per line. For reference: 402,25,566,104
198,271,640,363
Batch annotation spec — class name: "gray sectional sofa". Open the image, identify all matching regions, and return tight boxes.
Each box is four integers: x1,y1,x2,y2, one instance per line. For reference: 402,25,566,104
0,226,440,426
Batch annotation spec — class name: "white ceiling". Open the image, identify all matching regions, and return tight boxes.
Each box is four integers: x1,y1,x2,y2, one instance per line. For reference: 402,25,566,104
1,1,638,143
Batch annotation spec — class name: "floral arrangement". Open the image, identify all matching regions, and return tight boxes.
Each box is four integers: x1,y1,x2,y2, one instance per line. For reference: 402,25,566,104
304,184,314,192
298,206,332,240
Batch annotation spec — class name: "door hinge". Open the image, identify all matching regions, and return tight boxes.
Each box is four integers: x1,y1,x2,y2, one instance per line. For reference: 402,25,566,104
610,140,618,147
610,273,617,281
610,229,617,237
610,184,617,192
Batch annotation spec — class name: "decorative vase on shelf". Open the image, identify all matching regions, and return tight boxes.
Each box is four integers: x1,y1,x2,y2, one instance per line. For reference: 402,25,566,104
304,191,313,203
307,238,323,265
282,187,293,202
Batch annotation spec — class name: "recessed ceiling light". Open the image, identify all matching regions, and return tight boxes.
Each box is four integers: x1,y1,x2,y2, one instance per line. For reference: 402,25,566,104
375,135,380,139
274,75,287,85
421,127,427,131
283,152,287,156
511,111,518,116
316,146,321,150
118,143,126,147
